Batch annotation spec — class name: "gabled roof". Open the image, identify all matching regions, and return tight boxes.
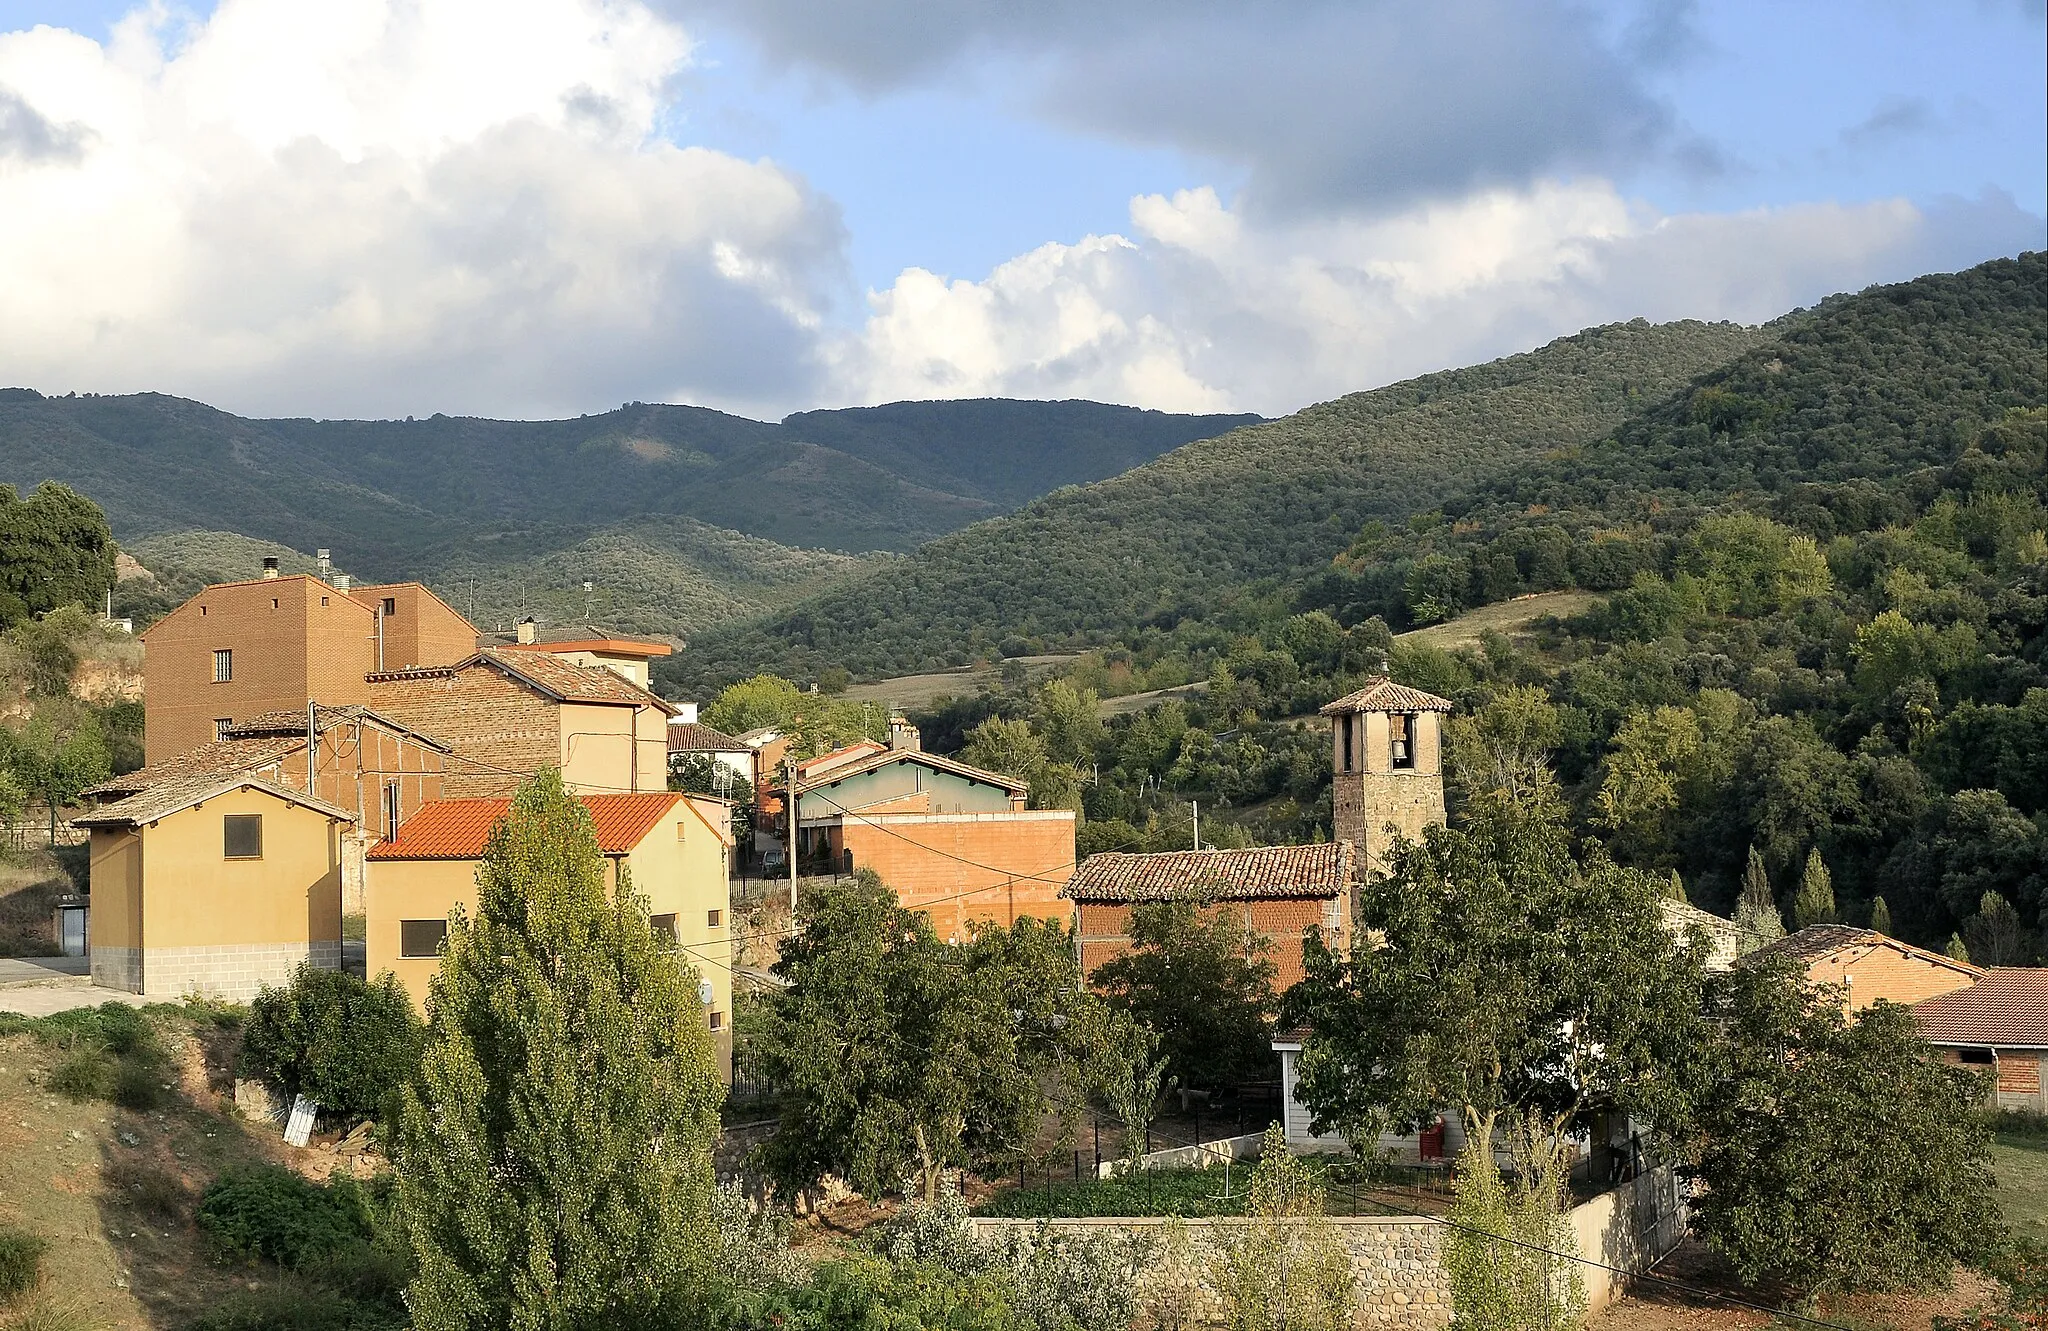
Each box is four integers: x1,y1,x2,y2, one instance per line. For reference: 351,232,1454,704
222,705,452,750
1743,924,1983,981
83,735,305,800
367,791,687,860
368,649,676,713
788,746,1029,798
483,624,674,658
668,722,749,754
72,774,353,829
799,741,889,777
1913,969,2048,1048
1319,676,1454,715
1061,843,1354,903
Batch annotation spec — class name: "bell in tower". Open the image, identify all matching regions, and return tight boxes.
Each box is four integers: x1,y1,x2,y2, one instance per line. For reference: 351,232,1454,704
1321,677,1452,878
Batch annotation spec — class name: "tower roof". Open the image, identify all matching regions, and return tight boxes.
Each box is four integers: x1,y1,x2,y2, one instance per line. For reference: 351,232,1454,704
1319,676,1454,715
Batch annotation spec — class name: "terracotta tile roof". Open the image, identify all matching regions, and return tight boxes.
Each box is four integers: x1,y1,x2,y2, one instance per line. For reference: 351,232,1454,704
83,735,305,799
799,742,889,776
367,791,685,860
668,722,748,753
1913,969,2048,1048
475,649,676,711
1319,676,1455,715
1061,843,1354,903
1743,925,1983,980
73,774,352,829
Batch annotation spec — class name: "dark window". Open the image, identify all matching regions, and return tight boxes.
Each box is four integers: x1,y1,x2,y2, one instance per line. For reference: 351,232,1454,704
213,648,233,683
1957,1048,1995,1065
1340,714,1354,772
215,718,233,742
223,814,262,859
709,1010,725,1032
400,920,448,958
381,597,397,616
1390,713,1416,770
650,913,679,944
707,909,722,928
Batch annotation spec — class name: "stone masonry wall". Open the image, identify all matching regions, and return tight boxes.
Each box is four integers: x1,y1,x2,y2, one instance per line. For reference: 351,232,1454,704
972,1215,1450,1329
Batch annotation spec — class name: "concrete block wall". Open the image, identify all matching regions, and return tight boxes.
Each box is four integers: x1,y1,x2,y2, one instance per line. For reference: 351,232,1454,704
134,939,342,1001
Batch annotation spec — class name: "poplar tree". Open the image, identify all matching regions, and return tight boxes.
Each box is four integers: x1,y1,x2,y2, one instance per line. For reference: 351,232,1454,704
1791,849,1836,928
391,770,724,1331
1869,897,1893,936
1733,847,1785,951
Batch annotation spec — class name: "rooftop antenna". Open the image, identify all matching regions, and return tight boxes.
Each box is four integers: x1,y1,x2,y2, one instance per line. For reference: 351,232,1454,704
316,549,331,582
583,580,594,625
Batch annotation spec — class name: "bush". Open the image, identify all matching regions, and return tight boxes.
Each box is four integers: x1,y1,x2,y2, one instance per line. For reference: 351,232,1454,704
186,1285,405,1331
196,1167,374,1269
242,965,422,1120
105,1158,191,1223
0,1224,47,1302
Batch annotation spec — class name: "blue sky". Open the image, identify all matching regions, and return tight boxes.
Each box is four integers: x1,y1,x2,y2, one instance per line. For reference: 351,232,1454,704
0,0,2040,419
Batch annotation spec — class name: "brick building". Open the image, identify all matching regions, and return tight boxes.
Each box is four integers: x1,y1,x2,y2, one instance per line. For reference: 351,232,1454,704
139,569,476,762
769,739,1075,938
364,649,675,798
1743,924,1982,1010
1913,969,2048,1112
1064,842,1356,991
1321,677,1451,878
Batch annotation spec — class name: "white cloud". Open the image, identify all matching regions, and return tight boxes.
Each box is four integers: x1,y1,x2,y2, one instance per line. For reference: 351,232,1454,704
836,181,2044,417
0,0,845,419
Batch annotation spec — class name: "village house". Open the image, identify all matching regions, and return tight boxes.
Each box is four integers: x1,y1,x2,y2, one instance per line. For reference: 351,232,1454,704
365,790,736,1076
364,648,675,798
1913,969,2048,1112
478,620,675,689
1742,924,1983,1009
73,775,353,1000
1065,842,1356,991
138,562,476,762
666,702,755,793
766,725,1075,938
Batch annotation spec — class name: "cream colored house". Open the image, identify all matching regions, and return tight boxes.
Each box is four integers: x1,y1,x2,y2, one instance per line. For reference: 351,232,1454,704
365,790,735,1076
74,775,351,1000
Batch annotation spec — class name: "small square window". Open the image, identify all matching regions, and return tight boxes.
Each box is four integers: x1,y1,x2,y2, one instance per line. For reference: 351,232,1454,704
709,1010,725,1032
270,598,279,609
215,718,233,742
320,595,329,607
399,920,448,958
707,909,722,929
213,648,233,683
223,814,262,859
649,913,679,944
381,597,397,616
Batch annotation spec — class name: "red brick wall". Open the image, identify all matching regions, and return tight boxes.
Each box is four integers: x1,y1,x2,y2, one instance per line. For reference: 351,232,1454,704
2000,1053,2042,1095
364,667,558,798
1078,894,1343,991
1805,945,1977,1009
840,812,1075,940
142,576,375,762
350,583,478,673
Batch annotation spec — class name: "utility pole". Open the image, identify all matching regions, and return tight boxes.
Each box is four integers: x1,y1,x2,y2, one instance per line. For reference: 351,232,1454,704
785,756,799,919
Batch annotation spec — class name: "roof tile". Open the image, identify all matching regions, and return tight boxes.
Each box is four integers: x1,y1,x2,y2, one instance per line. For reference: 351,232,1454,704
1913,969,2048,1048
368,792,686,860
1319,676,1455,715
1062,843,1353,902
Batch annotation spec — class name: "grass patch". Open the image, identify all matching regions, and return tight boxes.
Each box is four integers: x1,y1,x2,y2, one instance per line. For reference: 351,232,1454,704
976,1164,1258,1219
1993,1134,2048,1246
186,1282,406,1331
105,1158,192,1225
0,1297,97,1331
21,1004,173,1111
0,1224,47,1303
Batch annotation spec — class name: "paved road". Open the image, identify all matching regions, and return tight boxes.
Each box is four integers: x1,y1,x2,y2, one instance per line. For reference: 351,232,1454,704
0,954,145,1017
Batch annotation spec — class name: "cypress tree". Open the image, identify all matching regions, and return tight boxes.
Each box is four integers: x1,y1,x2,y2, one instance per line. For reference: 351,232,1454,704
1791,849,1836,929
1869,896,1893,936
1946,934,1973,964
1663,869,1689,903
1733,847,1785,951
392,770,724,1330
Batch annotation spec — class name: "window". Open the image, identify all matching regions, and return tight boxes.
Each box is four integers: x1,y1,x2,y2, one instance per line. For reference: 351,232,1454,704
381,596,397,616
707,909,723,929
320,595,329,606
676,820,687,843
270,597,279,609
382,782,401,843
223,814,262,859
709,1010,725,1032
215,718,233,742
1339,714,1354,773
399,920,448,958
1958,1048,1995,1065
1390,713,1416,770
213,649,233,683
649,913,678,944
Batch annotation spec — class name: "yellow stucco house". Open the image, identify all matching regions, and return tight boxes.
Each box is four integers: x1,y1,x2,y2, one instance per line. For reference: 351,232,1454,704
365,790,736,1076
73,775,352,1000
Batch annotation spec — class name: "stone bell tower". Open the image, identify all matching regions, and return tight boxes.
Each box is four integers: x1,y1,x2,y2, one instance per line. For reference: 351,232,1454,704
1321,676,1451,877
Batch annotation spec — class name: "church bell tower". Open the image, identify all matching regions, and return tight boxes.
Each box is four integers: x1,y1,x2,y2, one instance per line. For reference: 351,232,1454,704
1321,677,1451,877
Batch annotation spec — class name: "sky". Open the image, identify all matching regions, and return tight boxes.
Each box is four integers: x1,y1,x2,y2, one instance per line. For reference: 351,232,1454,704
0,0,2041,422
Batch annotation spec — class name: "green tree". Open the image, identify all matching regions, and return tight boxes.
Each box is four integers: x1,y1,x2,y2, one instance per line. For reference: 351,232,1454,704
1207,1123,1356,1331
1089,896,1278,1095
1869,896,1893,935
1442,1118,1587,1331
1445,685,1563,815
390,770,724,1331
242,964,422,1122
1682,959,2003,1298
751,873,1093,1204
0,482,117,626
1791,849,1837,929
1033,680,1104,768
1963,892,2032,967
1733,847,1785,951
6,700,111,843
1594,705,1704,867
1091,1011,1172,1176
1678,512,1832,616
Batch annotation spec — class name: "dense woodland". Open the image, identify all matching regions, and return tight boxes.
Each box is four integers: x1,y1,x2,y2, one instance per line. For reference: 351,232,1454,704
752,254,2048,963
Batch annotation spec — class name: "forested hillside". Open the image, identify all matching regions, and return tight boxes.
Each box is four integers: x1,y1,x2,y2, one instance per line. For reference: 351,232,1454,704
839,253,2046,963
665,318,1765,692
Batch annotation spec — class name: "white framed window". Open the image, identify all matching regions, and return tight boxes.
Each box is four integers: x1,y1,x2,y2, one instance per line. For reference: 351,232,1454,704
215,718,233,742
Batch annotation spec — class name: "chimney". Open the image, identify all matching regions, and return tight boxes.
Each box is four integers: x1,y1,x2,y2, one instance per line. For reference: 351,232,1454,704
888,715,920,752
335,573,351,592
516,617,537,645
671,701,699,725
262,556,280,579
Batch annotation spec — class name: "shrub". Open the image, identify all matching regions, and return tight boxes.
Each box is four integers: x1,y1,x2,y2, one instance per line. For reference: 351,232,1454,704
197,1167,374,1269
242,966,422,1121
105,1158,191,1223
186,1284,405,1331
34,1003,170,1109
0,1224,47,1302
